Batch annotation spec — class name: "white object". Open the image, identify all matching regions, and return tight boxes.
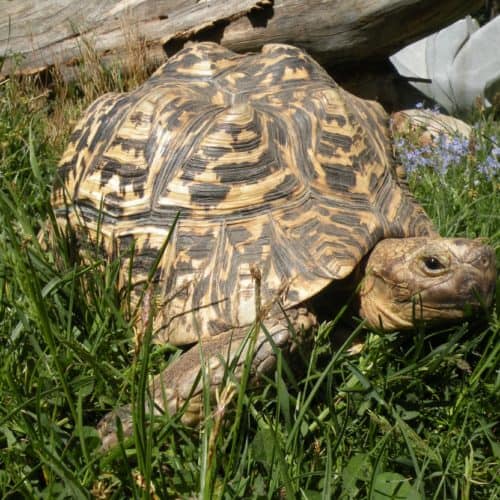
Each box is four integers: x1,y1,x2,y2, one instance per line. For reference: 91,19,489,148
390,16,500,113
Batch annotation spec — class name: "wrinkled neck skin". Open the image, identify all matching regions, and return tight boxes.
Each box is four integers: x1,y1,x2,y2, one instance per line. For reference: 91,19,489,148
355,237,496,331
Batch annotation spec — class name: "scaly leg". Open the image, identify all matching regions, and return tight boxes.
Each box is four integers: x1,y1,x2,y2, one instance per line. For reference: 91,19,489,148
98,307,316,450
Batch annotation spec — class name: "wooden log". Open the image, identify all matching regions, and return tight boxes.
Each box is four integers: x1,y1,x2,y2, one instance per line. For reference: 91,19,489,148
0,0,482,80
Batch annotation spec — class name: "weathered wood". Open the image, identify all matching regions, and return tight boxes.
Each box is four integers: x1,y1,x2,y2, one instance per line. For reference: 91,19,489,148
0,0,482,80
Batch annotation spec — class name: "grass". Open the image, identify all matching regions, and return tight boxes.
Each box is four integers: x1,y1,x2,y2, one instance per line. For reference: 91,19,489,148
0,52,499,499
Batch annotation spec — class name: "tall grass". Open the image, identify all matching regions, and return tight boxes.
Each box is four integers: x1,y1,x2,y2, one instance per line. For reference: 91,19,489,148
0,49,498,498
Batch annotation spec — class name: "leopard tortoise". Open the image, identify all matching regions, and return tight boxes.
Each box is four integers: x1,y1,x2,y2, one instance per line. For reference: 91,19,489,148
51,43,496,450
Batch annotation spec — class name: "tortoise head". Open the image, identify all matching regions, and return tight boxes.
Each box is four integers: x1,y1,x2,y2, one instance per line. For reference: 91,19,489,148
357,237,496,331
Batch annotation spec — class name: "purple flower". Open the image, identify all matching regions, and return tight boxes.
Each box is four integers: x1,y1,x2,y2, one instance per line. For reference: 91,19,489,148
478,154,499,178
395,131,473,175
395,116,499,182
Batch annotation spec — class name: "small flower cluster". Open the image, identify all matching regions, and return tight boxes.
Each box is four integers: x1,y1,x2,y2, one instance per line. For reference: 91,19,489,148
394,133,473,175
477,139,500,178
415,101,441,113
394,118,499,181
394,138,434,173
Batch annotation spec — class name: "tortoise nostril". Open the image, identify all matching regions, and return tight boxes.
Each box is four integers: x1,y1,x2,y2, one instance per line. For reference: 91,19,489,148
469,245,495,270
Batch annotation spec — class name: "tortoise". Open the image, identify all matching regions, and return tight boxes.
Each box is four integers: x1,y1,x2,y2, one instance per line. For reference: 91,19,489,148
51,42,496,450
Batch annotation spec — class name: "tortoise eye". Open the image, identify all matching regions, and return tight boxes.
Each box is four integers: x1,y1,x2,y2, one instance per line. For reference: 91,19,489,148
423,256,445,271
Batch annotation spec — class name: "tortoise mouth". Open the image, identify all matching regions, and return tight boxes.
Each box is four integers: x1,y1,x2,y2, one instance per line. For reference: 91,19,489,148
412,298,487,310
410,266,495,313
413,303,483,315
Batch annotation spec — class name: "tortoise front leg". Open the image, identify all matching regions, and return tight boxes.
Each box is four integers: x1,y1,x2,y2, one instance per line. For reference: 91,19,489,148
98,307,316,451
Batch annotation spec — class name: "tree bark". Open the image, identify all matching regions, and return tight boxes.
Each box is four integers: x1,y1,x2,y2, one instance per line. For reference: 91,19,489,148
0,0,482,80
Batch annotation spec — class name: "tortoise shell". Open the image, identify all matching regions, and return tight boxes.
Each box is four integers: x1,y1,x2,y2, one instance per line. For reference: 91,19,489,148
52,42,433,345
